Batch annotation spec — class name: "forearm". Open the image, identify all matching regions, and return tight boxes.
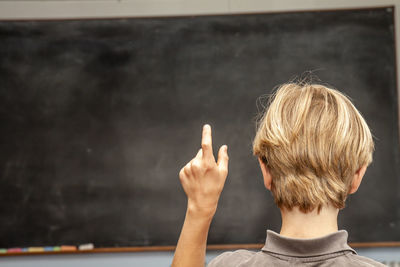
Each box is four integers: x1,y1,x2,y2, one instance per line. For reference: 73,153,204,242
171,207,214,267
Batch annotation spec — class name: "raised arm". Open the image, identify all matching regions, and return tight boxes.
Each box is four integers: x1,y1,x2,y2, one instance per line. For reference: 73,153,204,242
171,124,229,267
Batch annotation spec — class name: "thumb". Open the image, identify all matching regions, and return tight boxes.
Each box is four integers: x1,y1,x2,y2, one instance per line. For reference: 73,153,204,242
217,145,229,174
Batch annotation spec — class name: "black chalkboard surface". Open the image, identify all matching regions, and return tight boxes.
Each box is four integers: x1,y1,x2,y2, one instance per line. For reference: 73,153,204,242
0,7,399,248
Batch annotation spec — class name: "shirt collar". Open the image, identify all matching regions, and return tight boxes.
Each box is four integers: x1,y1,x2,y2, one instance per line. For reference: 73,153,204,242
262,230,356,257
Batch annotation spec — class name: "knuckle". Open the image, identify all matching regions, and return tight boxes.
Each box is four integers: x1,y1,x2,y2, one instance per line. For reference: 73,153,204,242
191,161,201,172
201,142,210,149
184,165,191,176
204,161,214,169
220,167,228,175
179,168,185,178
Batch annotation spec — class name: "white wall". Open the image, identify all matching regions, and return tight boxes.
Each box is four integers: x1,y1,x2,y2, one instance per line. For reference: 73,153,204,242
0,0,398,19
0,249,400,266
0,0,399,266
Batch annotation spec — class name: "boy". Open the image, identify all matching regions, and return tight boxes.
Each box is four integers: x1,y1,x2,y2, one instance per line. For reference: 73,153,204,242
171,82,385,266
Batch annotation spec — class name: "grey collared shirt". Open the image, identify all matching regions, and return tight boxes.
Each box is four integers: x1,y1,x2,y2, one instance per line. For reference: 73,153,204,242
207,230,386,266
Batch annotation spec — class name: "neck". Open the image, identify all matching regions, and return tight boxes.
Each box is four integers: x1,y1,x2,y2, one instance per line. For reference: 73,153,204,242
279,205,339,239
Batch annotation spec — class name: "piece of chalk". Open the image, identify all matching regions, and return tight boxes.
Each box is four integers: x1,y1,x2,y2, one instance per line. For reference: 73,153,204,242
21,248,28,252
78,243,94,250
28,247,44,252
60,245,77,251
0,249,7,253
7,248,22,253
53,246,61,251
44,247,54,251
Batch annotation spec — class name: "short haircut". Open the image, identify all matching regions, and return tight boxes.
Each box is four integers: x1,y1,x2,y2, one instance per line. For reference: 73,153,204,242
253,83,374,213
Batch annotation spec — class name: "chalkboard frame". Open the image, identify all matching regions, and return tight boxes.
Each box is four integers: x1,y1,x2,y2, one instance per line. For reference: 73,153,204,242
1,241,400,256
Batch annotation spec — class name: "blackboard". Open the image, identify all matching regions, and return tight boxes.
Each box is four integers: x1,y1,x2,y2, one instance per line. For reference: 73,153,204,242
0,7,399,249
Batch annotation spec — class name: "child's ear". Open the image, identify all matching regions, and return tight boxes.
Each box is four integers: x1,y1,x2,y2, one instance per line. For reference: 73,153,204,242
258,158,272,191
349,165,368,194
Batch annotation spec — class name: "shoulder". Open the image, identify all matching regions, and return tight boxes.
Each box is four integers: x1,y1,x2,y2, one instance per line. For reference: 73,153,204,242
207,250,256,267
346,254,386,267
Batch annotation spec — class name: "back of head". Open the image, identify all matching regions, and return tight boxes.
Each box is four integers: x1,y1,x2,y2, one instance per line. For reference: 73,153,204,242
253,82,374,213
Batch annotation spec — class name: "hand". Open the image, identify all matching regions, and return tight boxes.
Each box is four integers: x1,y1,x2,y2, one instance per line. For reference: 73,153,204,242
179,124,229,218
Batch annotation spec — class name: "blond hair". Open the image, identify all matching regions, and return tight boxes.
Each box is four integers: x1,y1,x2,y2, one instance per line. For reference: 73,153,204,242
253,83,374,213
